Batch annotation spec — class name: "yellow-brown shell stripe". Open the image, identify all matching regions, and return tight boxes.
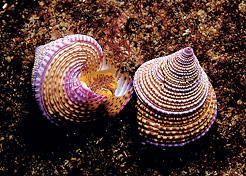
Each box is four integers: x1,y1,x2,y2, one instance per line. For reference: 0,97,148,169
104,74,133,116
137,85,214,131
134,56,209,114
153,58,202,100
141,63,207,109
136,84,215,128
42,42,101,123
136,85,217,144
136,91,208,126
161,57,200,88
93,56,134,116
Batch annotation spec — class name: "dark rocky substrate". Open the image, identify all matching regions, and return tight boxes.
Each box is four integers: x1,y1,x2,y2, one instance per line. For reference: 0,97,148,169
0,0,245,175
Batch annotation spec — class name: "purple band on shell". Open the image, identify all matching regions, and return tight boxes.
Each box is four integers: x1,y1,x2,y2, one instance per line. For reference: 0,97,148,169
32,34,134,125
143,93,217,147
64,64,106,106
182,47,193,58
133,46,217,147
33,35,104,124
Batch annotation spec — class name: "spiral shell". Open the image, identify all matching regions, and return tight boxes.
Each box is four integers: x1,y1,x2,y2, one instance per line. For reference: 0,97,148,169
32,34,133,125
133,47,217,147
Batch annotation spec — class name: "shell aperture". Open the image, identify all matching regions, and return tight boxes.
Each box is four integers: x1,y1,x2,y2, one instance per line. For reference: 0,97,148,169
32,34,133,125
133,47,217,147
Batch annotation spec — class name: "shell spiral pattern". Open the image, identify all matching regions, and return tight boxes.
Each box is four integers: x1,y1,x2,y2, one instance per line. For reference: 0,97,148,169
32,34,133,125
133,47,217,147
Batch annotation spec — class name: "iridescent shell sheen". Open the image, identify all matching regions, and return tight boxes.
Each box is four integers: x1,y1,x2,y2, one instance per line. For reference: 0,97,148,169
32,34,133,125
133,47,217,147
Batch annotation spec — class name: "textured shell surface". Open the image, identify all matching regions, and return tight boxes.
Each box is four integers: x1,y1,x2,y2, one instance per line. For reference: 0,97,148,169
32,34,133,125
133,47,217,147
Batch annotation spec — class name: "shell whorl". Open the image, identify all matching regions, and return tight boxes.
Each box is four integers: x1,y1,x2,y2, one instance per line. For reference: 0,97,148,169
32,34,133,125
133,47,217,147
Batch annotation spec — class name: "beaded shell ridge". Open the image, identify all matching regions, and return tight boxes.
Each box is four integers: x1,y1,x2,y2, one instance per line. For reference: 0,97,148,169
133,47,217,147
32,34,133,125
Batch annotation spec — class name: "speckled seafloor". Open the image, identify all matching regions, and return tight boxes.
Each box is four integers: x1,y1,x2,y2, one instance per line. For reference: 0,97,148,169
0,0,245,175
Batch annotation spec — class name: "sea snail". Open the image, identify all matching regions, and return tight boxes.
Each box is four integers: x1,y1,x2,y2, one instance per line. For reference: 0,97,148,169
32,34,133,125
133,47,217,147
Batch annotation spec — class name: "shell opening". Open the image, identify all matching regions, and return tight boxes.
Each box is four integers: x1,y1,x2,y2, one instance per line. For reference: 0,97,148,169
80,69,118,97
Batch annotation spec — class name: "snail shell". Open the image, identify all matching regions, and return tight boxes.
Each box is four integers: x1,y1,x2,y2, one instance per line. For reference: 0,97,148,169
32,34,133,125
133,47,217,147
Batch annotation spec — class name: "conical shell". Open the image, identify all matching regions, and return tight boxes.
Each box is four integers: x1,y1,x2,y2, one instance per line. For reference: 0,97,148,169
32,34,133,125
133,47,217,147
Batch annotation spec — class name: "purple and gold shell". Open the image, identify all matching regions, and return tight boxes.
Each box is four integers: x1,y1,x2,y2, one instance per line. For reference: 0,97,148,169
133,47,217,147
32,34,133,125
